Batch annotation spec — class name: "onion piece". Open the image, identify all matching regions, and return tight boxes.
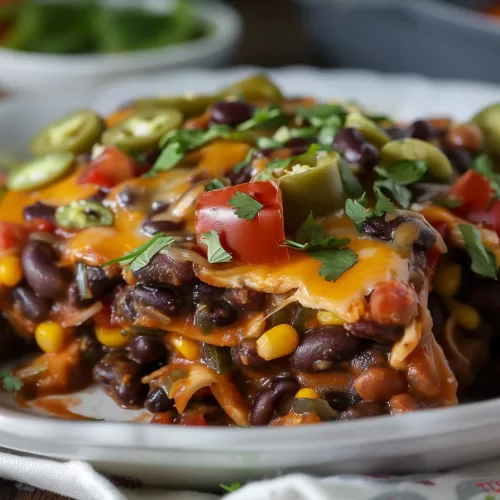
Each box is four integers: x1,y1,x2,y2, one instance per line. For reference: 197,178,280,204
61,301,103,327
293,398,339,421
390,318,422,370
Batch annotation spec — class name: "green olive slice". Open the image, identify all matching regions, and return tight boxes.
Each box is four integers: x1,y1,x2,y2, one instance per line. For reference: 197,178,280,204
7,152,75,192
471,103,500,155
55,200,114,230
30,110,105,157
380,138,453,180
345,112,390,148
102,109,183,153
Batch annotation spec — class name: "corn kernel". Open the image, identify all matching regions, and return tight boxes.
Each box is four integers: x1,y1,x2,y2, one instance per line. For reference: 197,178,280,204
295,388,320,400
317,311,345,326
35,322,68,354
95,326,130,348
256,324,299,361
169,334,199,361
434,261,461,297
0,255,23,287
450,301,481,331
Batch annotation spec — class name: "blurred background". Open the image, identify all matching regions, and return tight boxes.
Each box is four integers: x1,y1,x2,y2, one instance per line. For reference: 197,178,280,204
3,0,500,93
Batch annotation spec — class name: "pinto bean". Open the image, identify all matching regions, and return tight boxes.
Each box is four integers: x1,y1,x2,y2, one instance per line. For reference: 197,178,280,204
291,326,361,372
133,253,196,287
353,367,406,402
369,280,418,326
344,321,404,343
389,393,420,414
339,402,387,420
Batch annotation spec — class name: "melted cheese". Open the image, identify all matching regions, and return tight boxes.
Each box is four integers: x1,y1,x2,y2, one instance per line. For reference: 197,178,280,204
197,236,410,322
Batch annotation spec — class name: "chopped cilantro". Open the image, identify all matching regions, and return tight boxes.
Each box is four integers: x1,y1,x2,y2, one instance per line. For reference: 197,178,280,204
375,160,428,185
200,230,232,264
228,192,264,220
345,190,395,230
256,137,283,149
0,371,23,392
374,180,412,209
220,482,241,493
458,224,498,280
205,179,226,191
309,248,358,282
237,107,285,131
339,159,364,198
232,148,255,174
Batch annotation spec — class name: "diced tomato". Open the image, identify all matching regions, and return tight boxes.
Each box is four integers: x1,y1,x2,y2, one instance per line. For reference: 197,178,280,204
175,413,208,426
77,146,138,189
0,221,30,252
93,301,115,328
195,181,289,265
448,170,493,217
467,199,500,236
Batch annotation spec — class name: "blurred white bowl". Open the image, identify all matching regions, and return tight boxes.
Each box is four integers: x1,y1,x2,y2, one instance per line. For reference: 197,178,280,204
0,0,241,94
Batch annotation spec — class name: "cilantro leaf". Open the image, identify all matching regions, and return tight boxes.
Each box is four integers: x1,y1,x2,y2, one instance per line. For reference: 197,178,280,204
205,179,226,191
295,104,346,126
472,154,500,196
102,233,175,271
340,159,364,198
318,124,339,146
375,180,412,209
309,248,358,282
146,142,185,176
295,212,325,245
228,192,264,220
434,198,462,209
345,198,372,230
374,188,395,216
200,230,232,264
232,148,255,174
265,143,320,171
375,160,428,185
290,127,318,139
0,371,23,392
220,482,241,493
458,224,498,280
237,107,285,131
256,137,283,149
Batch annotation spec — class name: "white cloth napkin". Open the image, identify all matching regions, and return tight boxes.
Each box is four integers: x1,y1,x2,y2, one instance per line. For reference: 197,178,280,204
1,450,500,500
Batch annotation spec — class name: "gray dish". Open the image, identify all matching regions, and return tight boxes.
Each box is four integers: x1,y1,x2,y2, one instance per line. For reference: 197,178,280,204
297,0,500,82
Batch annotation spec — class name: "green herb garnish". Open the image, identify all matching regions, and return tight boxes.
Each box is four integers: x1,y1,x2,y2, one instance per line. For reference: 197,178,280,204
295,104,346,126
0,371,23,393
309,247,359,282
375,160,428,185
232,148,255,175
102,233,175,271
200,230,232,264
228,192,264,221
374,179,412,209
339,158,364,198
256,137,283,149
220,482,241,493
147,142,185,176
265,143,320,171
458,224,498,280
345,190,395,230
472,154,500,196
205,179,226,191
434,198,462,209
237,107,285,131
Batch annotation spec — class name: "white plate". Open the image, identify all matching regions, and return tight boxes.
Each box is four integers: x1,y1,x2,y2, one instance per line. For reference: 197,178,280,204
2,68,500,489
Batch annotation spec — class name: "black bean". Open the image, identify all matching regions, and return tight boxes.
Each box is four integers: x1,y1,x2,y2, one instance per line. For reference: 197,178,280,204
21,240,68,299
145,387,174,413
85,189,108,203
133,252,197,287
210,100,255,127
223,288,266,310
351,347,389,373
12,282,52,323
210,301,239,327
0,314,29,362
191,283,220,306
232,339,266,367
428,293,446,340
228,163,258,186
87,265,119,298
441,146,472,175
117,187,139,208
142,219,185,235
129,335,167,365
359,143,379,171
384,126,406,140
361,216,392,242
285,137,311,156
344,321,404,343
333,127,365,163
340,402,387,420
407,120,436,141
136,148,161,168
323,392,349,412
149,202,169,217
469,282,500,313
68,282,92,308
132,285,183,316
291,326,362,373
22,201,56,222
93,354,147,408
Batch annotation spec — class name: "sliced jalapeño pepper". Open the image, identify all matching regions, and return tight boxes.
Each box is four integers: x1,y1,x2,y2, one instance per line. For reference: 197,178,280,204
55,200,114,230
30,110,105,156
135,95,217,119
200,343,233,375
7,152,75,192
102,109,183,153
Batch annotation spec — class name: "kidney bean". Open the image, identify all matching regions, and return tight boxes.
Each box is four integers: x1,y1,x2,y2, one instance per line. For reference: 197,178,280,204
149,202,170,217
345,321,404,343
136,148,162,168
232,338,266,367
129,335,167,365
210,100,255,127
323,392,349,412
354,367,406,402
340,402,387,420
12,282,52,323
132,285,182,316
117,187,140,208
145,386,174,413
93,354,147,408
133,253,196,287
389,393,420,414
384,126,406,140
191,282,220,306
407,119,436,141
86,265,120,299
445,123,483,152
22,240,68,299
361,216,392,242
359,143,379,171
223,287,266,311
285,137,311,155
210,300,239,327
441,146,472,174
469,282,500,313
141,219,185,235
350,347,389,374
23,201,56,222
333,127,365,163
291,326,362,373
369,280,418,327
250,378,299,426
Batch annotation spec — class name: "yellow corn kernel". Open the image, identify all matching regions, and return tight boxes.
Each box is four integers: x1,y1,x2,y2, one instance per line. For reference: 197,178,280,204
317,311,345,326
0,255,23,287
450,301,481,331
295,388,320,400
434,261,461,297
95,326,130,348
169,334,199,361
256,324,299,361
35,322,68,354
